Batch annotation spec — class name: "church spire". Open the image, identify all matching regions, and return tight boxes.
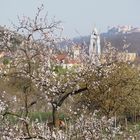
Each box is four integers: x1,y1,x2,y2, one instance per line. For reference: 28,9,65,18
89,27,101,63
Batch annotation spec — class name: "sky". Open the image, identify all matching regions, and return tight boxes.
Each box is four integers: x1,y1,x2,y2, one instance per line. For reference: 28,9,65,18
0,0,140,38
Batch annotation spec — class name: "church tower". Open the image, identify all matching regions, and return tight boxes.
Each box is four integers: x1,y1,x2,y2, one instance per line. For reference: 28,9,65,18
89,27,101,62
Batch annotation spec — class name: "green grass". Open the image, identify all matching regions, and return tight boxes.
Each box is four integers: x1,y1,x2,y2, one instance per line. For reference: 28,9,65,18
1,111,68,124
29,112,52,122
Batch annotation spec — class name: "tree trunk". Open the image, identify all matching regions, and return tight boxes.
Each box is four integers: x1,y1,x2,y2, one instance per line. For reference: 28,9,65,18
52,103,57,127
125,117,128,130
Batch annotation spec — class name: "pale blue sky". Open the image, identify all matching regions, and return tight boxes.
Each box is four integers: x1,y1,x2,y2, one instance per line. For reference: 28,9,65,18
0,0,140,37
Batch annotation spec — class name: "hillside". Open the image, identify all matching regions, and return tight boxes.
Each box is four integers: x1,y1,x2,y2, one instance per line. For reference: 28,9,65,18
101,32,140,55
0,25,140,55
73,31,140,55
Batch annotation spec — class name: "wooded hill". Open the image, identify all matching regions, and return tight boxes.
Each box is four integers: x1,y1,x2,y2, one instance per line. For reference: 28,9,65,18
73,32,140,55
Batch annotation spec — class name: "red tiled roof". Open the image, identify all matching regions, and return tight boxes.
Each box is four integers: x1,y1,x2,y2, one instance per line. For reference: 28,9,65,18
65,59,80,64
54,54,67,61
